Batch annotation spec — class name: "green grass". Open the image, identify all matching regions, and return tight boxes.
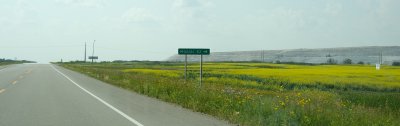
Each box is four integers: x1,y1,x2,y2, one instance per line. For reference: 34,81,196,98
0,61,33,66
59,62,400,126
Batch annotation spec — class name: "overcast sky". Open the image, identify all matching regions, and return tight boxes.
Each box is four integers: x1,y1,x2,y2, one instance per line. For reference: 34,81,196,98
0,0,399,63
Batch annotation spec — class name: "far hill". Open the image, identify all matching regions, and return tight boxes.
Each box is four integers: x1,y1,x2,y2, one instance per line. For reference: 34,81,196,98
167,46,400,64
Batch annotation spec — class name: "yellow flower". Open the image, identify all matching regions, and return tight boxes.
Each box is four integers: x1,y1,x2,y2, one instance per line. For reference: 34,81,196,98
279,101,286,106
298,99,306,107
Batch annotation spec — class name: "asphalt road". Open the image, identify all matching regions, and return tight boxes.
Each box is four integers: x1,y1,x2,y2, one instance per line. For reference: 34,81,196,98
0,64,232,126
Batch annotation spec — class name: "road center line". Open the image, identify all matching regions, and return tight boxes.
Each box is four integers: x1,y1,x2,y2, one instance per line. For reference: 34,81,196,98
0,89,5,93
12,80,18,85
50,65,144,126
25,69,32,74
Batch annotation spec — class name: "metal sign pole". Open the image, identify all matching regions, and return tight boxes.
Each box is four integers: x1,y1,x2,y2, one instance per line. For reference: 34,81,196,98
177,48,209,87
185,54,187,81
200,55,203,87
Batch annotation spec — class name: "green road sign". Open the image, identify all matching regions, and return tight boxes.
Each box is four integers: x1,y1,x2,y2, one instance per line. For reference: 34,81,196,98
88,56,98,59
178,48,210,55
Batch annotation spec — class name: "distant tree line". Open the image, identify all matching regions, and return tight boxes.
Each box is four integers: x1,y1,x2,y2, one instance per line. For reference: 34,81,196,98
274,60,315,65
325,58,400,66
343,58,352,64
326,58,337,64
0,58,14,62
393,62,400,66
326,58,364,65
0,59,35,64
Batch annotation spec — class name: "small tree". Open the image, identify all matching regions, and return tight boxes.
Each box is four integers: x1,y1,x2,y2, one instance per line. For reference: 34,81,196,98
327,58,337,64
393,62,400,66
343,58,352,64
357,61,364,65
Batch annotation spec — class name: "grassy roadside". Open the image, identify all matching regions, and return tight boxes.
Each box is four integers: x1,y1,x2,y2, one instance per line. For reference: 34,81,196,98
0,62,19,66
58,62,400,126
0,61,35,66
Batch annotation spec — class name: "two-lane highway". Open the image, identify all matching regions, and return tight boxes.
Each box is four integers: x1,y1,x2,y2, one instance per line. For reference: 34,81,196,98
0,64,232,126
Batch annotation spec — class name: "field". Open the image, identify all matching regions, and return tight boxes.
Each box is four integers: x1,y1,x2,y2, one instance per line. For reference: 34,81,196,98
59,62,400,126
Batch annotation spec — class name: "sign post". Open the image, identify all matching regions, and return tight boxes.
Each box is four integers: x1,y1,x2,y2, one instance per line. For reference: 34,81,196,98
185,55,187,80
200,54,203,87
178,48,210,87
88,56,98,63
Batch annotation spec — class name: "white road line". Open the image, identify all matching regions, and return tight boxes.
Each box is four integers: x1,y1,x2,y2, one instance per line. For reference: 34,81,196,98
50,65,144,126
0,65,10,72
0,89,5,93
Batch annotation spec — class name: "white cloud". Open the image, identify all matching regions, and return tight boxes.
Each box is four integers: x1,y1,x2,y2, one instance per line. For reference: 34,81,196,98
324,3,343,16
173,0,213,8
121,8,158,23
0,0,39,26
376,0,400,17
173,0,201,8
375,0,400,31
172,0,214,18
268,7,306,30
55,0,106,8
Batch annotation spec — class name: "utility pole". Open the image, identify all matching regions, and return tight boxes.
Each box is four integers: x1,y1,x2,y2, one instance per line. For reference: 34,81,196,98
84,42,87,62
92,40,95,63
